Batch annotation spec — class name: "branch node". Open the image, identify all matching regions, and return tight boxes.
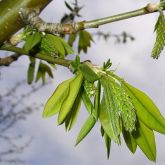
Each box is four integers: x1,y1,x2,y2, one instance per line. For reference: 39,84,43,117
146,3,159,13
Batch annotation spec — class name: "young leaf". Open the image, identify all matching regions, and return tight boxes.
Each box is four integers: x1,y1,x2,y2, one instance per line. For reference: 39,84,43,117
79,61,100,82
104,132,111,159
123,129,137,153
58,37,74,55
41,34,66,58
100,126,105,137
133,121,156,161
24,32,41,52
100,76,122,144
41,63,54,78
99,94,121,144
43,78,73,118
35,62,54,84
124,82,165,134
35,64,46,84
68,33,77,46
78,30,93,53
65,90,82,131
94,81,101,120
58,73,83,124
82,89,97,119
152,11,165,59
27,57,36,84
75,115,96,145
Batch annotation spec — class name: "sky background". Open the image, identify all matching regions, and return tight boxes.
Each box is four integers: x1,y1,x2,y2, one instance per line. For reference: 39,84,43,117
1,0,165,165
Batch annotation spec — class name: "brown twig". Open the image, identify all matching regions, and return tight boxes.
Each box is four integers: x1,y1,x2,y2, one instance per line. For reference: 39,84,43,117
0,54,21,66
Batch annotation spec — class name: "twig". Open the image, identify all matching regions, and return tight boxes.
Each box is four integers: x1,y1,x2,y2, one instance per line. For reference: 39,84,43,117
0,44,72,67
0,54,20,66
19,3,165,34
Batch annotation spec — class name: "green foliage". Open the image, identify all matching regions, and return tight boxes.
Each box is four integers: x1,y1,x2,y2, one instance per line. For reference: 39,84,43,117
67,30,93,54
40,34,74,58
103,131,111,159
23,31,41,52
22,28,75,84
70,55,81,73
43,59,165,161
123,129,137,153
27,57,36,84
123,81,165,134
65,90,82,131
43,73,83,125
76,115,96,145
152,11,165,59
78,30,93,53
43,78,73,117
58,73,83,124
68,33,77,47
100,77,122,144
35,61,53,84
4,1,165,160
132,121,156,161
79,61,100,82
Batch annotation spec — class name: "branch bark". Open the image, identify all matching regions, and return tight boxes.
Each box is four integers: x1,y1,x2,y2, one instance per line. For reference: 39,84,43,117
0,44,72,67
0,0,52,43
0,54,20,66
20,2,165,34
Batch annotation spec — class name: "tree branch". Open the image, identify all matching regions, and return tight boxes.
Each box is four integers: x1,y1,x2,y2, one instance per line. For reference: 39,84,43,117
0,0,52,42
0,54,20,66
20,2,165,34
0,44,72,67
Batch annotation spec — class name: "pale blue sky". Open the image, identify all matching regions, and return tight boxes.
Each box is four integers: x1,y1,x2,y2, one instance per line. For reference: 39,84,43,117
1,0,165,165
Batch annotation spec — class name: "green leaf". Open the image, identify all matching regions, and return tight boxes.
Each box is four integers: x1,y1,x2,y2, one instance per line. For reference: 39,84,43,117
123,129,137,153
78,30,93,53
152,12,165,59
99,94,121,144
35,64,45,84
94,81,101,120
133,121,156,161
103,59,112,70
41,34,66,58
75,115,96,145
35,62,54,84
70,56,81,73
65,90,82,131
43,78,73,118
100,126,105,137
58,73,83,124
68,33,77,46
103,132,111,159
100,76,122,144
41,63,54,78
58,37,74,55
24,32,41,52
124,82,165,134
82,89,97,119
27,57,36,84
79,61,100,82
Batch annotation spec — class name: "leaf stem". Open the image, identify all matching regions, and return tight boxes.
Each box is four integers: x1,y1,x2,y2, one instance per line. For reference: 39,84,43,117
0,44,72,67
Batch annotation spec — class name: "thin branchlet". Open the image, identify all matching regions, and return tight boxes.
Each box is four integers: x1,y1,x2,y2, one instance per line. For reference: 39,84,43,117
19,3,165,35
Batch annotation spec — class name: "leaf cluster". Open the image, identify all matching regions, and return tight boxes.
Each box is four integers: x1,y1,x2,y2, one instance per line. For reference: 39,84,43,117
43,59,165,161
